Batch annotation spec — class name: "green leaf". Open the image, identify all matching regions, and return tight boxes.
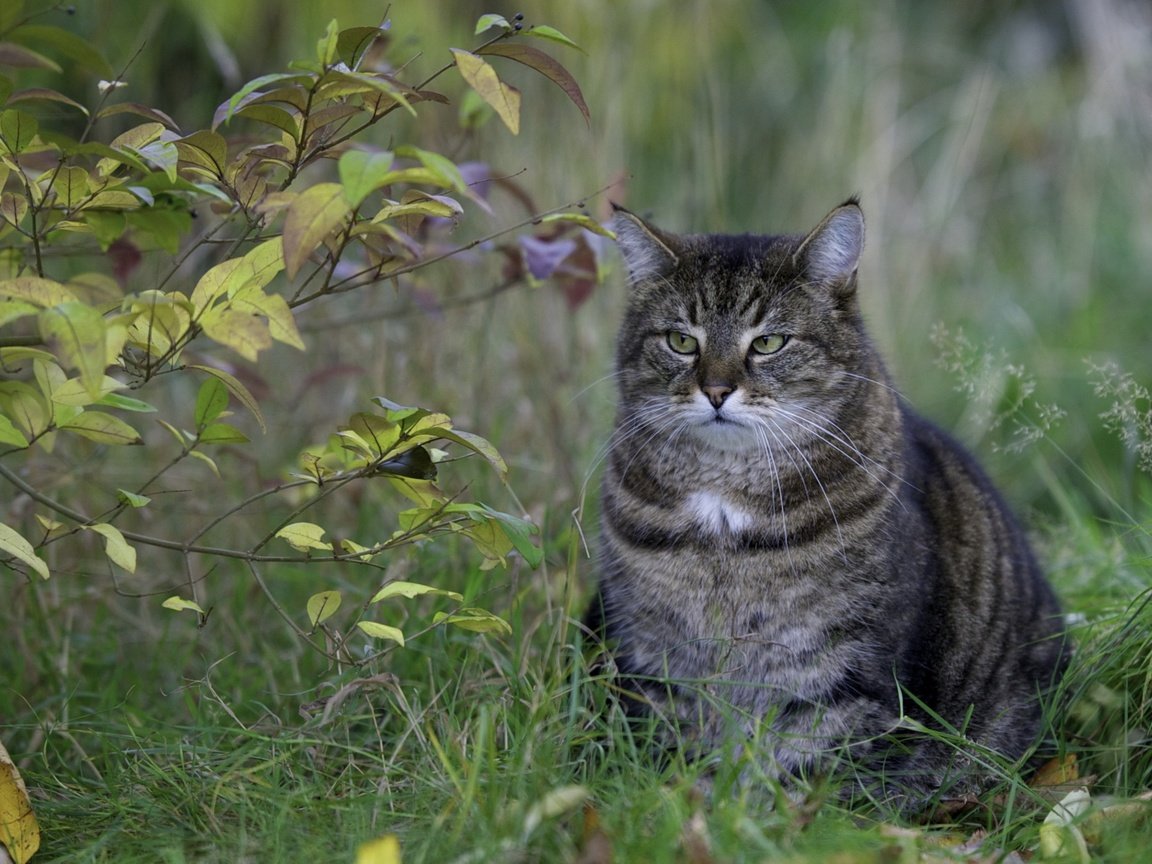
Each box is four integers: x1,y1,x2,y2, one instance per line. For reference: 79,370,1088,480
337,26,388,69
0,413,29,448
190,365,266,433
175,129,228,177
393,147,468,194
370,581,463,604
0,298,37,328
229,286,305,351
433,609,512,635
276,522,331,553
85,522,136,572
162,595,206,615
282,183,351,280
0,522,49,580
96,393,156,413
8,87,89,116
222,72,310,124
307,590,342,626
474,14,510,34
60,411,142,445
538,212,615,237
450,49,520,135
317,18,340,66
525,25,584,53
116,489,151,508
356,620,405,646
477,42,590,126
198,422,249,445
11,24,114,77
194,377,228,429
188,450,220,477
37,303,108,400
0,109,39,154
338,149,395,208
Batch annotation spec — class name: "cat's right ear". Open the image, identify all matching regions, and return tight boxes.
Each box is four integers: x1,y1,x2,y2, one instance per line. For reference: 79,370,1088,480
612,204,679,286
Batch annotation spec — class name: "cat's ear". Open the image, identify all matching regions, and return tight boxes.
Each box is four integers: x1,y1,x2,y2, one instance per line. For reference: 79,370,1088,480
794,198,865,293
612,204,679,285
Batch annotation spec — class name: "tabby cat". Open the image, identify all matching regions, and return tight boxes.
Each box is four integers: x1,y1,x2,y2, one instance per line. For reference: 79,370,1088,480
586,198,1068,811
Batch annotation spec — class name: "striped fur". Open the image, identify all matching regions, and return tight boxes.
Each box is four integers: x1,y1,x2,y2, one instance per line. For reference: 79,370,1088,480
588,200,1068,810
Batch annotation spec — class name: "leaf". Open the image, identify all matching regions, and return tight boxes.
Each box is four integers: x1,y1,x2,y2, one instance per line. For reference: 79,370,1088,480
0,522,49,580
316,18,340,66
307,590,342,627
38,302,107,399
0,109,38,154
275,522,331,553
97,393,156,413
450,49,520,135
538,212,616,237
356,621,405,646
229,287,305,351
282,183,351,280
116,489,151,508
433,609,512,635
95,102,181,131
221,72,310,124
8,87,89,116
85,522,137,572
338,149,395,208
162,596,206,615
10,23,114,77
199,308,272,361
370,581,463,604
0,413,29,448
475,14,511,34
478,42,590,126
0,738,40,864
189,365,266,433
197,422,249,445
0,277,76,307
337,26,388,69
194,377,228,429
0,42,60,73
175,129,228,178
525,24,584,53
356,835,401,864
1039,787,1091,862
190,237,284,311
59,411,143,445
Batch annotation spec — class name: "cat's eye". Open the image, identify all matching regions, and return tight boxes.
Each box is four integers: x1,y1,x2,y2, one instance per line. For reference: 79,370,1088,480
750,334,788,355
666,331,699,354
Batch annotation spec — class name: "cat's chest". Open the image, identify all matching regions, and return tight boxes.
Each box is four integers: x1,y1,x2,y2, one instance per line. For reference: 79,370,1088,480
683,490,756,534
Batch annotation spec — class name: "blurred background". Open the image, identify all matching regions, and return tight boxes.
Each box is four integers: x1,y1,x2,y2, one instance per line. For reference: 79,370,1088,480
11,0,1152,660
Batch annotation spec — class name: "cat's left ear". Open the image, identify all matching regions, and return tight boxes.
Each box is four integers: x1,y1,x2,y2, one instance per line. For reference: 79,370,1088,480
794,198,865,295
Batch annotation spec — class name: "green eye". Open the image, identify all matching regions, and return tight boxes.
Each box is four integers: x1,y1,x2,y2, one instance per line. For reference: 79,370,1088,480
666,331,699,354
751,334,788,355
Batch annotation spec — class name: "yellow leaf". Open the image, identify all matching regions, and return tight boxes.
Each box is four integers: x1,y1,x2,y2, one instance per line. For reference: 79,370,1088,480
306,590,342,627
0,523,49,580
85,522,137,573
450,49,521,134
370,581,463,604
59,411,143,445
282,183,351,280
356,834,401,864
162,596,206,615
0,739,40,864
0,276,77,307
356,621,405,646
199,307,273,361
275,522,331,553
37,302,107,399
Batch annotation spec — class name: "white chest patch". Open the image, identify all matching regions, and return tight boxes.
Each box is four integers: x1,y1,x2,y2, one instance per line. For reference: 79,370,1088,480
686,490,754,534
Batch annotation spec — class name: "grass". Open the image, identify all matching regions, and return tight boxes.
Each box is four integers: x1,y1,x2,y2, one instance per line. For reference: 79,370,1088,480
4,0,1152,861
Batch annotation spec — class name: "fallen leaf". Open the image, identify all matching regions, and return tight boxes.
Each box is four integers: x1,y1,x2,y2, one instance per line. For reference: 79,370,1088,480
0,739,40,864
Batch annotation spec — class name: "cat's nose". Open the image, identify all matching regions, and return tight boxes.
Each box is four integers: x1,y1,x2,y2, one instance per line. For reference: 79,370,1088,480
703,384,734,408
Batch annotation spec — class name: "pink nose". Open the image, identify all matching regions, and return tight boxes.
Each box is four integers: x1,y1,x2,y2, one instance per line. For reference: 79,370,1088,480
703,384,734,408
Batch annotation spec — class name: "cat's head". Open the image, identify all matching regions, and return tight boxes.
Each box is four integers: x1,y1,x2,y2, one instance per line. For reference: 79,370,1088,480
612,199,873,451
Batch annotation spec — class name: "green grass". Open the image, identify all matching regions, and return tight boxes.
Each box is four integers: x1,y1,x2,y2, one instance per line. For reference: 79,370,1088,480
4,0,1152,861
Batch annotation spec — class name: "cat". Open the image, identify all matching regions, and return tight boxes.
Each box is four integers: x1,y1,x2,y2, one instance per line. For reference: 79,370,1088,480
585,198,1069,812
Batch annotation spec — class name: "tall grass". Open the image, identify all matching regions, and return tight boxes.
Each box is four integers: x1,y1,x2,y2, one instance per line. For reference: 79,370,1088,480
4,1,1152,861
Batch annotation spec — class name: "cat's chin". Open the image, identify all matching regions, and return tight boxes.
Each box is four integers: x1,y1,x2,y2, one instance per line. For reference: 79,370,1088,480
688,417,761,451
